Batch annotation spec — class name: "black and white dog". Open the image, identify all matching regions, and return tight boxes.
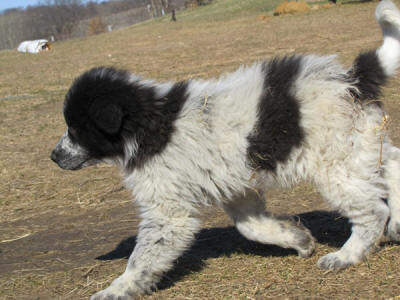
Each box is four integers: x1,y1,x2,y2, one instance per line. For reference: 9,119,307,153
52,1,400,299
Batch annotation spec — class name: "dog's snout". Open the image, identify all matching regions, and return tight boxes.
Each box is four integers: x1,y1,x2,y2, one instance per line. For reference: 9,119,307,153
50,137,93,170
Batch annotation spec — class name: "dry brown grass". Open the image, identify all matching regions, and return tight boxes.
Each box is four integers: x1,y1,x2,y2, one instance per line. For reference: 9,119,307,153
273,1,310,16
1,1,400,299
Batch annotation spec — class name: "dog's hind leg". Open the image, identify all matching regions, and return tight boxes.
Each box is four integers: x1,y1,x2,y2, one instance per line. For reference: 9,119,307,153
223,189,315,258
314,160,389,269
384,145,400,241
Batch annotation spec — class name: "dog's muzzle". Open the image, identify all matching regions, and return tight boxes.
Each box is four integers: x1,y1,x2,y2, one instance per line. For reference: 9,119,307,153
51,133,92,171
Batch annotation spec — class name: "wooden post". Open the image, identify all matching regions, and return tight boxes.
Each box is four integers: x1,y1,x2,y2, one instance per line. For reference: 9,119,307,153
171,9,176,21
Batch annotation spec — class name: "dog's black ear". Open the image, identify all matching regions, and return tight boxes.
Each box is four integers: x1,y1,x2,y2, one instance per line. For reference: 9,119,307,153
89,102,123,135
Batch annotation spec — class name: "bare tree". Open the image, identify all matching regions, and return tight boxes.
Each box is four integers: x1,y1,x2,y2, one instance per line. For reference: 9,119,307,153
88,16,106,35
0,0,188,50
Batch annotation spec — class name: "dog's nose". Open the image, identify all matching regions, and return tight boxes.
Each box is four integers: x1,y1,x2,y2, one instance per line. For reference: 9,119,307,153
50,149,58,163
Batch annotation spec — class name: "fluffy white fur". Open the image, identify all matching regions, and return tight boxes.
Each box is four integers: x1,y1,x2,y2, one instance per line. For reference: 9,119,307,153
53,1,400,299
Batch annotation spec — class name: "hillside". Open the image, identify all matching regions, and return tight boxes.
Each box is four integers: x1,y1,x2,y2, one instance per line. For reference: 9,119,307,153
0,0,186,50
1,0,400,299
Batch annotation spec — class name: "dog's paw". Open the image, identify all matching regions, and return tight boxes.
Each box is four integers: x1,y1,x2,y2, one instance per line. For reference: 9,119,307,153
90,276,137,300
387,220,400,242
317,252,354,270
90,290,126,300
90,288,133,300
295,230,316,258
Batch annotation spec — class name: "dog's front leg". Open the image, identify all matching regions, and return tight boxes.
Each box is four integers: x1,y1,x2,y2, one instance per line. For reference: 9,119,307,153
91,205,201,300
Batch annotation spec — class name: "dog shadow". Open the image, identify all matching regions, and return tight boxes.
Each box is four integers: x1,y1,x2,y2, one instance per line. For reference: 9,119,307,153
97,210,355,290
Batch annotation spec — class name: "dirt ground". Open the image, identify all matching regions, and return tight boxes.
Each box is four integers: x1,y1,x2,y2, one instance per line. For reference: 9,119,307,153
1,1,400,299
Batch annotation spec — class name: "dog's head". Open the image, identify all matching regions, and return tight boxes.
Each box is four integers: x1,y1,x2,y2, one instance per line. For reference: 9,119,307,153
52,66,188,171
51,67,132,170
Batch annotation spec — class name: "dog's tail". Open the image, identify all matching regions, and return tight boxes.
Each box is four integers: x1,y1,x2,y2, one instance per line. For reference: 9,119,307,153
376,0,400,76
350,0,400,102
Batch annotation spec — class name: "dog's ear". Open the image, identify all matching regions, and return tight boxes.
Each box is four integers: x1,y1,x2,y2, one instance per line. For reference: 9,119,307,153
89,102,123,135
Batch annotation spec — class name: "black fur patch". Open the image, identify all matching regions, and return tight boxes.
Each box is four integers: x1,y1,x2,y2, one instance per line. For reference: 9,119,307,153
247,56,304,172
349,51,388,105
126,80,189,169
64,66,189,168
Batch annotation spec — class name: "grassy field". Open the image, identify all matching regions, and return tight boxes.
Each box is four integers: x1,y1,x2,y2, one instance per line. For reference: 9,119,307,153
1,0,400,299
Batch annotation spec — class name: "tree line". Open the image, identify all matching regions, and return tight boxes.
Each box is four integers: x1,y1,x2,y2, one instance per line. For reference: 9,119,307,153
0,0,186,50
